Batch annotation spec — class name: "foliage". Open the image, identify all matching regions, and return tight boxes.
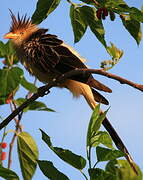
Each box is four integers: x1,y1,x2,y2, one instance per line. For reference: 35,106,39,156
0,0,143,180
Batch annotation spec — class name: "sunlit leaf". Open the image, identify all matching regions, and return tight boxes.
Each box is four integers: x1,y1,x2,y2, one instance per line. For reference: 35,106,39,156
87,105,108,147
106,160,142,180
17,132,39,180
101,43,123,70
90,131,113,149
38,160,69,180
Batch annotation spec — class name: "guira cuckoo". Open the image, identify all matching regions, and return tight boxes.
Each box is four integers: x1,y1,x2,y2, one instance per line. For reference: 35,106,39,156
4,11,137,173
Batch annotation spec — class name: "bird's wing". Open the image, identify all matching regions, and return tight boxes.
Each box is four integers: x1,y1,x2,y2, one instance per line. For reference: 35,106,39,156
27,30,112,92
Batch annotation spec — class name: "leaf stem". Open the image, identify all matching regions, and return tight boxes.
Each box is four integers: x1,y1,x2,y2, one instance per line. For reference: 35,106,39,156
86,146,92,169
93,161,99,168
80,170,88,180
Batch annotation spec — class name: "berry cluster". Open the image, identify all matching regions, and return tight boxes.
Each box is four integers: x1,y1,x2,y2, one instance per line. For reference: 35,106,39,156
96,8,116,21
0,142,7,161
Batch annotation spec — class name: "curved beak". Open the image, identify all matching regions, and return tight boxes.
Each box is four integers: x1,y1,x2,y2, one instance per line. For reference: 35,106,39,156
4,32,18,39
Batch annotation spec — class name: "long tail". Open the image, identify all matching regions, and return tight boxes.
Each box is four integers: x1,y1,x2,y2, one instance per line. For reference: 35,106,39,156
64,80,138,174
102,116,138,174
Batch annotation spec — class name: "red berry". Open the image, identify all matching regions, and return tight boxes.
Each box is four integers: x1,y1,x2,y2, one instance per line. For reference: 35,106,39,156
109,11,116,21
1,142,7,149
6,93,13,104
102,12,106,20
103,8,108,16
1,152,6,161
2,60,6,65
96,9,102,20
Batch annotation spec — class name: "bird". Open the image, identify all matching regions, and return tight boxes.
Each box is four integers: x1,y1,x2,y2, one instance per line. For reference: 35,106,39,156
4,11,137,174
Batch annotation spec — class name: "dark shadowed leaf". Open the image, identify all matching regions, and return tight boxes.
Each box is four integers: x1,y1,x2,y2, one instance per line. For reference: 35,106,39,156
129,7,143,23
0,166,19,180
32,0,61,24
20,77,37,93
121,16,142,45
88,168,115,180
17,132,39,180
53,147,86,170
70,4,87,43
80,6,107,47
38,160,69,180
79,0,96,6
106,160,142,180
15,98,55,112
0,67,23,104
96,146,124,162
40,129,52,147
40,129,86,169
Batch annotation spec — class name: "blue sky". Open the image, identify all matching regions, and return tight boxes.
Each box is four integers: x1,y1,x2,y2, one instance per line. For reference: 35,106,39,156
0,0,143,180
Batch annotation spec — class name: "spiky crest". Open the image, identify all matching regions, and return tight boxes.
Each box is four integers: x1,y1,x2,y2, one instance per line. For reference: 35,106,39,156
9,9,33,32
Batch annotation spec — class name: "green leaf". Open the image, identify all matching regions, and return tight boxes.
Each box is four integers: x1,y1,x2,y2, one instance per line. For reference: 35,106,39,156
90,131,113,149
40,129,86,170
106,43,123,60
88,168,115,180
101,43,123,70
96,146,124,162
0,41,15,57
0,67,23,104
20,77,37,93
15,98,55,112
79,0,96,6
87,105,108,147
32,0,61,24
80,6,107,47
40,129,52,147
121,15,142,45
129,7,143,23
53,147,86,170
0,41,18,65
38,160,69,180
0,165,19,180
106,160,142,180
70,4,87,43
0,41,7,58
28,101,55,112
17,132,39,180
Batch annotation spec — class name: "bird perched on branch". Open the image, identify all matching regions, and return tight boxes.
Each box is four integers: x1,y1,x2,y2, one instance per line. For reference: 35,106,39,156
4,11,137,174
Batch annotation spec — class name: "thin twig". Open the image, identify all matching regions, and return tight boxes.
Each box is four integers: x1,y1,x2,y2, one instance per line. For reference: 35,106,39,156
0,68,143,131
8,101,22,169
7,78,37,168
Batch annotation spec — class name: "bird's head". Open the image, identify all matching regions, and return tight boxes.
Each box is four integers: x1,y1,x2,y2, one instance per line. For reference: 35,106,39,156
4,10,39,46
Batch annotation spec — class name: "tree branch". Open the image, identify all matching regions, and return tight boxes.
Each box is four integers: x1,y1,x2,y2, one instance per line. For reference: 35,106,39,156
0,68,143,130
